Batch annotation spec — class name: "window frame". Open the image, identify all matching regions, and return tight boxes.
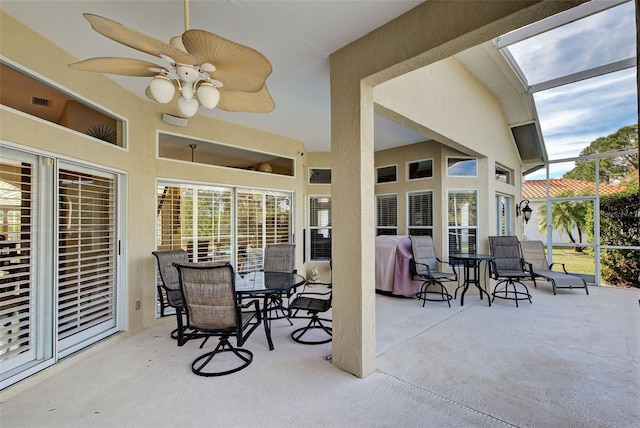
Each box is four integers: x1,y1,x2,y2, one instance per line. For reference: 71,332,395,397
495,163,514,184
308,168,331,185
406,158,434,181
407,190,434,237
376,164,398,184
447,189,478,254
376,193,398,235
308,195,332,261
446,157,478,177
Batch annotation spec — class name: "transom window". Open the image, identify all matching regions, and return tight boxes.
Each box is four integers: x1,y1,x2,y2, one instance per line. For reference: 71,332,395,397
407,159,433,181
309,168,331,184
376,165,397,184
447,157,478,177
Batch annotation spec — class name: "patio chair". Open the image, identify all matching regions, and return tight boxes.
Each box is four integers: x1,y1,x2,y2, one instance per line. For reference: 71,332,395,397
488,236,533,307
175,263,261,376
152,249,193,346
289,260,332,344
409,235,458,307
262,243,296,323
520,240,589,295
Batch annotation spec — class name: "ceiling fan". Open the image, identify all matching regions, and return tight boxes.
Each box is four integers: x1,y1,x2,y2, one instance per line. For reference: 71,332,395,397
68,0,274,118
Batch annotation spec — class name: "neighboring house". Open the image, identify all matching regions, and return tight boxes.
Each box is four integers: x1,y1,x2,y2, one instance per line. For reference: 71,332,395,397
522,179,623,244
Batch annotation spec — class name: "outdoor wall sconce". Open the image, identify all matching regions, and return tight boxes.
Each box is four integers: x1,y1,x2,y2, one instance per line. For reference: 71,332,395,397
516,199,533,224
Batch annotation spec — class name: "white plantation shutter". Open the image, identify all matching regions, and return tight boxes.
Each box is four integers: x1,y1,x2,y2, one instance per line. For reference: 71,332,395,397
0,155,36,370
236,190,265,271
408,191,433,236
309,196,331,260
447,190,478,254
266,193,291,244
57,167,117,350
157,184,292,276
376,194,397,235
194,187,233,263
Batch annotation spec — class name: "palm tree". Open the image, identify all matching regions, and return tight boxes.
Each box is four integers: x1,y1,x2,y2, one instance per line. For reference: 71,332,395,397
537,191,590,252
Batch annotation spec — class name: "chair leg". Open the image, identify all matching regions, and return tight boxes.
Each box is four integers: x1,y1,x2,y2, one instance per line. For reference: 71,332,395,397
416,280,453,307
175,309,185,346
191,336,253,377
291,315,332,344
492,278,532,307
265,294,293,325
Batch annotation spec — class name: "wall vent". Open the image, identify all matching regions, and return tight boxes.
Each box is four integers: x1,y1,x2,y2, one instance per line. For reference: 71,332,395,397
31,97,52,107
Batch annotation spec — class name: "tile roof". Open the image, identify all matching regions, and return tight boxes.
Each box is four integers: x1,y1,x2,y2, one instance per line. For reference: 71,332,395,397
523,179,623,199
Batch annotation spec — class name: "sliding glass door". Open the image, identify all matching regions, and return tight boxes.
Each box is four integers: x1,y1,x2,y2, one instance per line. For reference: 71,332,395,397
0,145,124,389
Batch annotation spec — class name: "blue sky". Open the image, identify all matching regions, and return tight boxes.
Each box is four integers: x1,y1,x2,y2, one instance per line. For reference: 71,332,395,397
506,1,638,179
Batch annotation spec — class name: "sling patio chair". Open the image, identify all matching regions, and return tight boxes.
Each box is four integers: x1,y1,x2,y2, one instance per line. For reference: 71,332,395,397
262,243,296,323
488,236,533,307
288,260,332,344
152,249,194,346
520,240,589,295
175,263,262,376
409,235,458,307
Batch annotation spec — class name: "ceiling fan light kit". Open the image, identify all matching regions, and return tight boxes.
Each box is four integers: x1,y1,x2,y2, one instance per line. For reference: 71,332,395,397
68,0,274,118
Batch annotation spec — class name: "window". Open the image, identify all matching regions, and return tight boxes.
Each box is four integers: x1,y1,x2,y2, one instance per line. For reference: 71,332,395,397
495,164,513,184
156,183,292,277
407,159,433,180
1,62,126,148
408,191,433,236
376,194,397,235
496,194,513,236
158,133,294,176
447,157,478,177
376,165,397,184
309,196,331,260
236,189,291,271
309,168,331,184
448,190,478,254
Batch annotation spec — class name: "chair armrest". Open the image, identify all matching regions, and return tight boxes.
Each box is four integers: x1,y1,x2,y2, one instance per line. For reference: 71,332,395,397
411,259,434,279
239,298,261,311
549,262,569,274
294,289,332,298
436,257,458,277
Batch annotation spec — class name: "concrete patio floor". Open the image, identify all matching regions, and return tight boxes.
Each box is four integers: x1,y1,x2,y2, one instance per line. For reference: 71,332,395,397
1,283,639,427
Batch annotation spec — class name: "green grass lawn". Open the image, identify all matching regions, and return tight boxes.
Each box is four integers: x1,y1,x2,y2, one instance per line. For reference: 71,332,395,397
550,247,595,275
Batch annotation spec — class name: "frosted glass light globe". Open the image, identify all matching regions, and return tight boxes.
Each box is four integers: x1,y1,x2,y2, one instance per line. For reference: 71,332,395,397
197,82,221,109
148,75,175,104
177,95,199,118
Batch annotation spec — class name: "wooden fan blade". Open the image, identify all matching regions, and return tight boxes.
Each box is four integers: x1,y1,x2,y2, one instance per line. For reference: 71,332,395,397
182,30,272,93
83,14,197,65
218,85,275,113
69,57,160,77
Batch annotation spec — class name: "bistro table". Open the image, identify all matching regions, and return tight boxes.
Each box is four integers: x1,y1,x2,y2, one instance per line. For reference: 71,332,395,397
449,253,495,306
235,271,306,350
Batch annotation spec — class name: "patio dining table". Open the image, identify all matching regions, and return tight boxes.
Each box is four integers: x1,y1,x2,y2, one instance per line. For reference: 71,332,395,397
449,253,495,307
235,271,306,350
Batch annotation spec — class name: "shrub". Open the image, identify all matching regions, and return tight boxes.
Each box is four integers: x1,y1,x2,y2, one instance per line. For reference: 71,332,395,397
589,187,640,287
